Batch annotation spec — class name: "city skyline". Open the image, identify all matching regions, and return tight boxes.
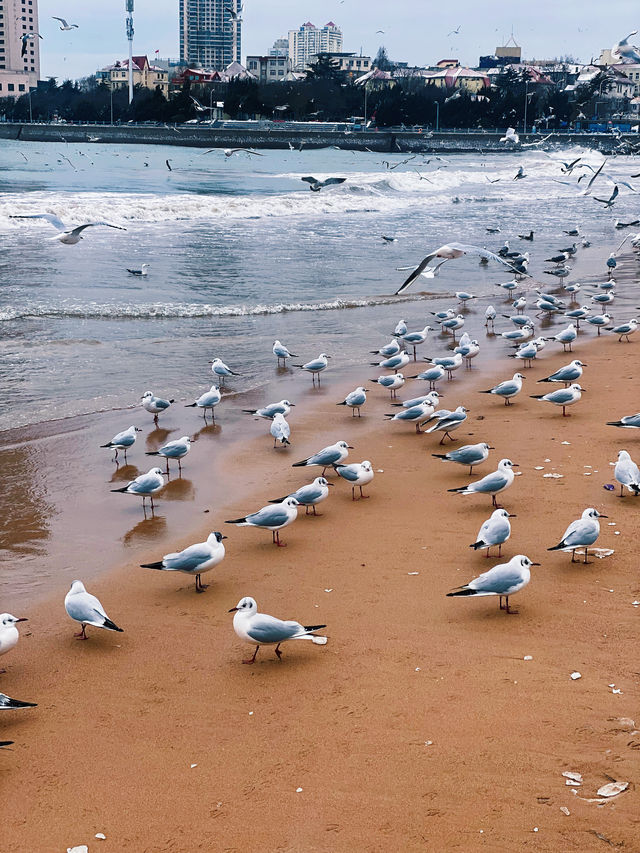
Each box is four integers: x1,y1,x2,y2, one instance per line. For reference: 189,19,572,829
36,0,640,82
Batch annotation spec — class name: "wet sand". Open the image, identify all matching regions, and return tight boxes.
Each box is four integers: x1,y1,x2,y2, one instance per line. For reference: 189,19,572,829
3,320,640,851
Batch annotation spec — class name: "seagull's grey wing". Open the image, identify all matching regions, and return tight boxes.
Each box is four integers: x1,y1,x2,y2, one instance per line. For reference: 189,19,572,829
295,484,323,503
395,252,438,295
471,471,507,492
69,222,127,235
495,380,518,395
129,473,160,493
322,177,347,186
336,464,359,482
449,446,481,464
246,506,291,527
246,614,302,644
561,519,596,547
470,565,523,594
301,176,318,184
52,16,67,25
308,448,339,466
66,591,107,623
621,414,640,427
547,388,574,404
303,359,325,370
164,543,213,570
160,441,188,458
11,212,66,230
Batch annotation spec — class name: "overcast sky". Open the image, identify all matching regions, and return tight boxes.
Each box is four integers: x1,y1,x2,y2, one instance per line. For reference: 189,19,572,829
38,0,638,81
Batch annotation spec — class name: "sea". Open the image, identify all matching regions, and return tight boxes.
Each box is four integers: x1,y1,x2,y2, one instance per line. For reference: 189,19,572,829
1,138,638,603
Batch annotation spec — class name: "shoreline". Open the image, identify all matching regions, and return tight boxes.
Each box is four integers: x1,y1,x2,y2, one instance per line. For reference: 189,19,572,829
3,312,640,849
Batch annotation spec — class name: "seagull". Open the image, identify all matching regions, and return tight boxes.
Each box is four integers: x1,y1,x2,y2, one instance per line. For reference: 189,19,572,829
272,340,297,366
402,325,432,359
564,305,591,327
141,390,174,424
454,338,480,367
384,400,438,433
485,305,497,330
511,340,540,368
594,185,618,208
424,405,468,444
371,351,410,373
229,596,327,664
186,384,222,421
501,325,534,343
518,231,534,241
140,532,227,593
591,290,615,310
52,16,78,30
301,176,346,192
226,497,299,547
441,315,465,339
210,357,239,384
381,235,397,243
393,319,408,337
269,477,332,516
548,508,606,563
372,373,405,397
446,555,538,614
607,413,640,430
479,373,525,406
448,458,517,507
612,30,640,63
9,213,126,244
469,508,516,558
293,353,330,384
224,148,263,157
390,390,441,410
530,383,584,417
224,6,242,21
545,323,577,352
537,360,586,386
20,32,42,57
242,399,294,420
424,352,463,380
337,387,368,417
586,313,612,335
499,127,520,145
513,166,527,180
100,425,141,462
613,450,640,497
146,436,191,473
411,365,445,389
64,580,123,640
395,243,524,294
0,692,37,710
432,442,493,475
270,412,291,447
111,467,167,510
371,338,401,358
0,614,28,666
292,440,352,475
334,460,374,500
127,264,149,276
448,25,461,35
609,318,638,342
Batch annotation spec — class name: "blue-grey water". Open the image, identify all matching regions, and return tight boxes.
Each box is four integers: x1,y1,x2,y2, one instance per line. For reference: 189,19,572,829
1,138,639,605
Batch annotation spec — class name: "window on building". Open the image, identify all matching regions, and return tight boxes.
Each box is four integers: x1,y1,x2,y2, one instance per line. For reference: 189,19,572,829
8,82,14,90
18,83,25,91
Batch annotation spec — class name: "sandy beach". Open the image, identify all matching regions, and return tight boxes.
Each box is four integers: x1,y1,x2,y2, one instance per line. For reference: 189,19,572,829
2,311,640,851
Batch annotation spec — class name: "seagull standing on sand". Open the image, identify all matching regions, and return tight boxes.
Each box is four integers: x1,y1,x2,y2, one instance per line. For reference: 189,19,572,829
446,555,538,614
424,352,463,379
140,532,227,593
371,351,410,373
448,458,517,507
395,243,523,293
546,324,577,352
607,413,640,430
385,400,437,433
226,497,299,547
292,440,352,475
530,383,584,417
372,373,405,397
111,467,167,510
334,460,374,500
613,450,640,497
186,385,221,421
402,325,432,359
547,508,606,563
432,442,493,475
479,373,525,406
294,353,330,384
100,425,141,462
141,391,174,424
537,360,586,386
270,412,291,447
469,508,515,557
9,213,126,244
269,477,332,516
609,318,638,342
0,614,28,666
146,436,191,473
64,580,123,640
337,387,367,417
242,400,294,420
424,405,468,444
229,596,327,664
371,338,401,358
272,340,297,366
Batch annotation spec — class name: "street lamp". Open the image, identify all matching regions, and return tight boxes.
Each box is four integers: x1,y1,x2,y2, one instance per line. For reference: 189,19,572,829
28,88,32,122
435,100,440,131
110,84,114,124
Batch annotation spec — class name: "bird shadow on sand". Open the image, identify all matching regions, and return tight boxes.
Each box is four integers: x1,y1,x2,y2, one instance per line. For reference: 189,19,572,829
122,513,167,546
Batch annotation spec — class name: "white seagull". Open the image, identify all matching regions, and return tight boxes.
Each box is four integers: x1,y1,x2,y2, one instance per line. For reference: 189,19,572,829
395,243,523,294
52,16,78,30
141,390,174,424
293,353,330,384
613,450,640,497
337,387,368,417
424,405,468,444
292,440,352,474
479,373,525,406
607,413,640,430
64,580,123,640
111,466,167,510
0,614,28,666
226,497,299,547
269,477,332,516
210,357,239,384
447,555,538,614
272,340,297,366
10,213,126,244
229,596,327,664
432,442,493,475
145,436,191,473
548,508,607,563
469,508,515,557
242,399,294,420
186,384,221,421
270,412,291,447
140,531,227,593
100,425,141,462
334,460,374,500
448,458,517,507
530,383,584,417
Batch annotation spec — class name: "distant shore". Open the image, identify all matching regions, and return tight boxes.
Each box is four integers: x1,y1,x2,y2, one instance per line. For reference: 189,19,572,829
0,122,635,153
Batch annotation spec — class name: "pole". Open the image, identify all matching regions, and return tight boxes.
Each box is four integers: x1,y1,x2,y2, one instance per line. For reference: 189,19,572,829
126,0,134,105
110,84,114,124
523,80,528,135
435,100,439,132
363,83,368,130
28,89,32,123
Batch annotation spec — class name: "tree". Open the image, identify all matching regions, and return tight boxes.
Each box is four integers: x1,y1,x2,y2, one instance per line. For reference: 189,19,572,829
374,46,391,71
305,53,341,81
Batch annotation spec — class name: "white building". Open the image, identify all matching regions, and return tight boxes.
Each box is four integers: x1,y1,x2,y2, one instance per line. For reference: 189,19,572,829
0,0,41,97
179,0,241,70
288,21,342,70
269,38,288,58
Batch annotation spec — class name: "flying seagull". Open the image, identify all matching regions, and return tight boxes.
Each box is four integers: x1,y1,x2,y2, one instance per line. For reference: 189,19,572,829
52,16,78,30
9,213,125,245
593,185,618,208
21,32,42,57
395,243,525,294
612,30,640,62
224,148,262,157
301,176,347,192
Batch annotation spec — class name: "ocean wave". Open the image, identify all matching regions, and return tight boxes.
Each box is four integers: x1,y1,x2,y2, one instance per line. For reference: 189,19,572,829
0,292,447,322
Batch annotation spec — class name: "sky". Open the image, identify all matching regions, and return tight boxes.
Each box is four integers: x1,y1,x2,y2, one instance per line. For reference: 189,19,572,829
38,0,639,82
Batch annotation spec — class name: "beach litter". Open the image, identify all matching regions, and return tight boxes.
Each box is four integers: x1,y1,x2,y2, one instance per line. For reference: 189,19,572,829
562,771,583,785
296,787,303,793
597,781,628,798
543,473,563,479
591,549,615,559
523,655,533,661
560,806,571,816
95,835,106,841
603,484,615,491
67,847,88,853
570,672,582,680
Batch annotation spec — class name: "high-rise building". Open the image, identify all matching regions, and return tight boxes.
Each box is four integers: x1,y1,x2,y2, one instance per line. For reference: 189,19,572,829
288,21,342,70
179,0,241,70
269,38,288,58
0,0,41,97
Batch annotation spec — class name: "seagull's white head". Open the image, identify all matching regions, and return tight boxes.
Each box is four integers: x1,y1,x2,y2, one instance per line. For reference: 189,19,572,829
499,458,516,470
617,450,631,462
315,477,330,487
69,580,87,595
515,555,540,568
583,508,606,520
337,441,353,450
150,467,165,477
229,596,257,615
570,384,583,392
361,461,373,472
0,613,28,627
284,497,300,508
492,508,511,520
209,531,227,544
142,391,153,400
514,373,526,381
318,352,331,359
